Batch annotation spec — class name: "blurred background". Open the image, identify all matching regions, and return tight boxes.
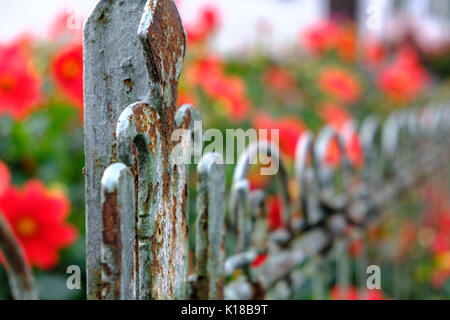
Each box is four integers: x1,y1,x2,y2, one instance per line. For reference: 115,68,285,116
0,0,450,300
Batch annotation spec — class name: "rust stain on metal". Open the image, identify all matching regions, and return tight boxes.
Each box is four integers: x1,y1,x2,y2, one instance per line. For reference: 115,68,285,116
102,190,121,247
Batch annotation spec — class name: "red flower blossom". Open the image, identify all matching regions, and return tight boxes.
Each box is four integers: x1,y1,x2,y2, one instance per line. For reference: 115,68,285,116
50,43,83,113
319,103,351,132
188,56,251,121
318,104,364,168
330,286,388,300
262,67,297,93
267,196,284,231
330,285,359,300
0,160,11,196
302,21,340,55
319,67,361,104
0,42,42,119
261,67,301,104
185,6,220,45
336,26,357,61
0,180,78,269
253,113,306,159
364,289,388,300
301,21,357,61
348,239,364,258
377,48,429,104
364,40,386,69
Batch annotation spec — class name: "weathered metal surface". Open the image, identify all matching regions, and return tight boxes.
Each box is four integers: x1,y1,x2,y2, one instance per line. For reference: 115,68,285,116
194,153,226,300
85,0,188,300
0,212,38,300
84,0,151,299
101,163,136,300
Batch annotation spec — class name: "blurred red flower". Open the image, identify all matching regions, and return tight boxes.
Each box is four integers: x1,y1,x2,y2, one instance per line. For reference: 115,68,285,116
364,289,388,300
319,103,351,131
364,40,386,69
319,67,361,104
302,21,340,55
336,26,357,61
377,48,429,104
330,285,388,300
301,21,357,61
329,285,359,300
188,56,251,121
0,42,42,119
348,239,364,258
0,160,11,196
0,180,78,269
318,104,364,168
253,113,306,159
262,67,301,104
50,43,83,113
267,196,284,231
262,67,297,93
185,6,220,45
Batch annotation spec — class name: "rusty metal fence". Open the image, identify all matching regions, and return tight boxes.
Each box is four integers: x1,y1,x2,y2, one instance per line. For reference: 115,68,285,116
2,0,450,300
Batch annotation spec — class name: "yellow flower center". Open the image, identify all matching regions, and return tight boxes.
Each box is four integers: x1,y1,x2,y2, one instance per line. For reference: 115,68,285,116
61,58,80,79
0,74,17,92
16,217,37,238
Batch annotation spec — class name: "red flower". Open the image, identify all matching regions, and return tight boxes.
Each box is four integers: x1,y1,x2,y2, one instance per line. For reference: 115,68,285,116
0,160,11,196
188,56,251,121
377,48,429,104
0,42,42,119
348,239,364,258
301,21,357,61
302,21,340,55
253,113,306,159
0,180,78,269
329,285,359,300
50,43,83,113
267,196,284,231
319,103,351,132
261,67,301,104
336,26,357,61
262,67,297,93
364,40,386,68
364,289,388,300
318,104,364,168
185,6,220,45
432,232,450,255
319,67,361,104
330,286,388,300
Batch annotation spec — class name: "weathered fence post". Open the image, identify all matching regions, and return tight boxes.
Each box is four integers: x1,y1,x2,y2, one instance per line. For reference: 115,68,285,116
84,0,192,299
